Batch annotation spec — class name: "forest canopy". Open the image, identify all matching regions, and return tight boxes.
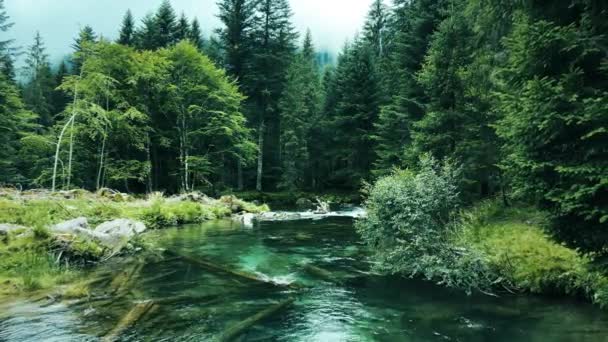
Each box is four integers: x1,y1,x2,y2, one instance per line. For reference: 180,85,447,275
0,0,606,253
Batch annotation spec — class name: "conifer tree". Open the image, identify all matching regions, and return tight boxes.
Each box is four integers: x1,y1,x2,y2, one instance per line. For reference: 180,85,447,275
22,31,55,127
71,25,97,74
217,0,257,81
189,18,204,50
328,39,380,188
118,10,135,46
0,0,16,80
135,14,159,50
155,0,178,48
248,0,298,191
175,13,191,42
278,30,321,190
373,0,447,174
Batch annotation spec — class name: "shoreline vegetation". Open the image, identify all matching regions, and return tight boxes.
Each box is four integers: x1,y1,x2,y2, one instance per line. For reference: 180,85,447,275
356,159,608,309
0,188,268,296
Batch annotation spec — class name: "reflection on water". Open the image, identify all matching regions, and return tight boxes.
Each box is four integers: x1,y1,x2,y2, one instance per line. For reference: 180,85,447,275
1,214,608,341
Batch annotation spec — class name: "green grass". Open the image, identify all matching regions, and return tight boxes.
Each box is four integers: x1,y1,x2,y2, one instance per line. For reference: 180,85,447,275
0,235,79,295
455,201,608,307
0,190,268,296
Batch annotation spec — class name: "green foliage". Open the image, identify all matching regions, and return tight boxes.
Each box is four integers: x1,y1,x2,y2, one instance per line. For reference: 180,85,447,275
278,30,321,190
457,200,608,308
496,9,608,253
356,156,495,293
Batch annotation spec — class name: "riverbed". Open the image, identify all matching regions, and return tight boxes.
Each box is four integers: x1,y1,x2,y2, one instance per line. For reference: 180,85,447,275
1,213,608,341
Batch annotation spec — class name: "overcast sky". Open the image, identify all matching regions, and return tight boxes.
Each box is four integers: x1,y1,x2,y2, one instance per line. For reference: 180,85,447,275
6,0,384,67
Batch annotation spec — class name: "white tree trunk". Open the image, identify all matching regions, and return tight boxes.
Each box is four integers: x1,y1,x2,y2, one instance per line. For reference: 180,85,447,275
52,72,82,192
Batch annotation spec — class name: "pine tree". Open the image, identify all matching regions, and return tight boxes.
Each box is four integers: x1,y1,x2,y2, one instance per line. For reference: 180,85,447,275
71,25,97,74
363,0,390,58
22,31,55,127
278,30,321,190
496,2,608,252
0,72,36,184
51,60,70,118
217,0,257,81
328,39,381,188
248,0,298,191
175,13,191,42
118,10,135,46
135,14,159,50
189,18,204,50
373,0,447,174
155,0,178,48
0,0,16,80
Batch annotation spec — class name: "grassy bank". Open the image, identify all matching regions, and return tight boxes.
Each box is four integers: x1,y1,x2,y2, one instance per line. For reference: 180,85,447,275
454,201,608,307
0,190,268,295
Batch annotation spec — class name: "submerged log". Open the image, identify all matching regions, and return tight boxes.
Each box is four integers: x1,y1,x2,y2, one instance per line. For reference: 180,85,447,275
102,300,158,342
216,298,295,342
302,263,343,284
166,251,300,289
109,262,144,296
153,293,222,306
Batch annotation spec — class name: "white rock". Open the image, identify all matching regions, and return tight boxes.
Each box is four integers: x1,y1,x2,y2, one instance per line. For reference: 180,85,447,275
94,219,146,238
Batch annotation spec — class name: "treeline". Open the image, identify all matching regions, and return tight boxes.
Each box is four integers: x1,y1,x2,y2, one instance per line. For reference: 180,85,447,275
0,0,606,250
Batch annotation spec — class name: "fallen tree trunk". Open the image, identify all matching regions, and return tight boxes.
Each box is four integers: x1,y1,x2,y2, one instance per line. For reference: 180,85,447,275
167,251,300,289
216,297,295,342
302,264,343,284
153,293,222,306
102,300,158,342
109,262,144,296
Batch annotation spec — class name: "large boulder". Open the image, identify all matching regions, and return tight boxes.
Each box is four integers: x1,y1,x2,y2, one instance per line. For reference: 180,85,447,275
50,217,146,253
94,219,146,238
50,217,90,233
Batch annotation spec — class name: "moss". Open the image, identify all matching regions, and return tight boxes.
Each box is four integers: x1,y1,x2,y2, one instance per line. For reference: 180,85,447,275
455,200,608,308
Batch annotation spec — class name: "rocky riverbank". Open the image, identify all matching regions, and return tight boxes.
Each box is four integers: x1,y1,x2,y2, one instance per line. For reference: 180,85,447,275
0,189,269,295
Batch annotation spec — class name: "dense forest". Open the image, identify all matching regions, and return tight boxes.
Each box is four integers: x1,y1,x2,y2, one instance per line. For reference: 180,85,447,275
0,0,606,256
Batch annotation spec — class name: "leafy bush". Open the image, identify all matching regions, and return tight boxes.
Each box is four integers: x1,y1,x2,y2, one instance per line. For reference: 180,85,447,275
356,156,494,293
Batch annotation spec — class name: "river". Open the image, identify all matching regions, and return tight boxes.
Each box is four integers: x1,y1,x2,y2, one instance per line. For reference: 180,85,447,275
1,212,607,341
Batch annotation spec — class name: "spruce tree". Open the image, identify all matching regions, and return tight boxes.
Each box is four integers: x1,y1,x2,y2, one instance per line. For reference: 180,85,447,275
363,0,390,58
118,10,135,46
328,39,380,188
189,18,204,50
0,0,16,80
248,0,298,191
135,14,159,50
175,13,191,42
217,0,257,82
496,2,608,252
71,25,97,74
278,30,321,190
373,0,447,174
0,72,36,184
22,31,55,127
155,0,178,48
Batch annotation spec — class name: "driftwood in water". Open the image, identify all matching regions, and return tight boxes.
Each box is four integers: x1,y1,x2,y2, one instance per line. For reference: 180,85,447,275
109,262,144,295
217,298,295,342
302,263,343,284
167,251,299,289
153,293,222,306
141,270,178,284
102,300,158,342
